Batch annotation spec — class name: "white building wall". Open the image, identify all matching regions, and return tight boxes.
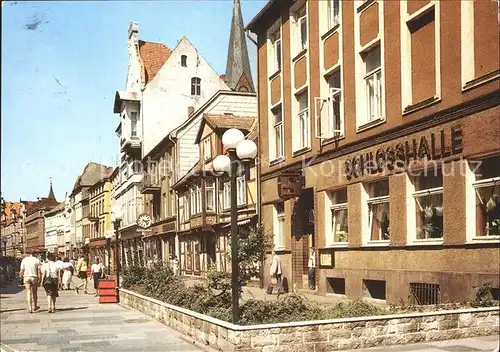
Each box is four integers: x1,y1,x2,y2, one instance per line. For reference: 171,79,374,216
141,37,230,158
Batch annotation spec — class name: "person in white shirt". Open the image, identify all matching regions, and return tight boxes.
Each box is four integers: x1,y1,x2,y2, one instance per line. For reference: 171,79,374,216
308,247,316,290
19,251,42,313
55,257,64,289
91,258,104,297
61,258,73,290
41,252,60,313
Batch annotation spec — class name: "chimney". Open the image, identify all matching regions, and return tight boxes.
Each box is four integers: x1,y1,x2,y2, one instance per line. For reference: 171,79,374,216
128,21,139,41
188,106,195,118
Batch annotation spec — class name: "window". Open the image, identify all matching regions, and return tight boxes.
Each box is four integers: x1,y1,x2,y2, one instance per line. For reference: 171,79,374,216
410,283,440,305
181,55,187,67
318,71,343,139
196,184,202,214
366,180,390,242
223,182,231,210
328,0,340,29
274,202,285,249
413,169,443,240
236,175,246,206
270,27,282,73
293,5,308,54
296,91,310,150
130,111,138,137
472,156,500,237
205,179,215,211
271,106,284,160
203,137,211,161
329,189,348,244
191,77,201,96
190,185,197,216
363,46,382,124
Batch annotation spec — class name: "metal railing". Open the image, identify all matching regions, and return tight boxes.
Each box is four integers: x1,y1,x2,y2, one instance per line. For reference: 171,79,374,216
410,283,440,305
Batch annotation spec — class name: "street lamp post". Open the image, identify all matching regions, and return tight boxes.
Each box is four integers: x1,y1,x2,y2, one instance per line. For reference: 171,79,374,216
111,205,123,288
213,128,258,324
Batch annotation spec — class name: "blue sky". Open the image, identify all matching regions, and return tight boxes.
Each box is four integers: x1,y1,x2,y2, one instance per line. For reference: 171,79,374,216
1,0,266,202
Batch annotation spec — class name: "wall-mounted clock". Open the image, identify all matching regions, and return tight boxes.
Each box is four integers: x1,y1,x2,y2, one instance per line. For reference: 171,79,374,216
137,213,152,229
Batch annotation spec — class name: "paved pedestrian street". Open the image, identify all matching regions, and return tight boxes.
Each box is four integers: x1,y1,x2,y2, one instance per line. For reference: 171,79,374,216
0,281,204,352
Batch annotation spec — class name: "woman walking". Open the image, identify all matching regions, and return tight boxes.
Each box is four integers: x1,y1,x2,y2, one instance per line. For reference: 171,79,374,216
91,258,104,297
41,253,60,313
75,256,88,294
61,258,73,290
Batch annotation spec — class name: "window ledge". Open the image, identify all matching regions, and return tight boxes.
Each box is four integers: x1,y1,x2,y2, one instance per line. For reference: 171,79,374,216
407,239,443,246
356,118,386,133
292,147,311,157
321,135,345,146
269,69,281,81
466,236,500,244
325,243,348,248
363,241,390,247
403,96,441,115
321,24,340,41
292,48,307,63
270,157,285,166
357,0,375,14
462,69,500,92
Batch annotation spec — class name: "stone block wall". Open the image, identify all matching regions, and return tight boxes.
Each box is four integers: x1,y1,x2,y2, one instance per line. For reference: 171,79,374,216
119,289,499,352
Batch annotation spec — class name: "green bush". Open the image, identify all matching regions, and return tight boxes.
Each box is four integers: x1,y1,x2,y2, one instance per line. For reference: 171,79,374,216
121,265,146,289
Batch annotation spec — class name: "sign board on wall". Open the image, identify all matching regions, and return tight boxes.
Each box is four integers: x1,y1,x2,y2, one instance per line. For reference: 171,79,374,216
277,171,304,199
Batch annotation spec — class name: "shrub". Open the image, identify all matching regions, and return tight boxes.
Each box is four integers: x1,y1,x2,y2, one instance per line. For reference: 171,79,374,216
121,265,146,289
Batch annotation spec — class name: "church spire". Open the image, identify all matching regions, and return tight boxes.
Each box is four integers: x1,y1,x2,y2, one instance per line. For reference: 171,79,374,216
225,0,255,92
48,177,56,201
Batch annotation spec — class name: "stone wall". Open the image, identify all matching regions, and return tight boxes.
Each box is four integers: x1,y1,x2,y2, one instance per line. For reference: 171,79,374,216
119,289,499,352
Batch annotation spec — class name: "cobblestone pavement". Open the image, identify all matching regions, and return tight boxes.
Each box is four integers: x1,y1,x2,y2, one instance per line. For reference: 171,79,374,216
0,279,204,352
357,335,499,352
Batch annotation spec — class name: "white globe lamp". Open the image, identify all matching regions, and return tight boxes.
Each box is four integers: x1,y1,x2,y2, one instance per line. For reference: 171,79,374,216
213,155,231,175
222,128,245,151
236,140,258,162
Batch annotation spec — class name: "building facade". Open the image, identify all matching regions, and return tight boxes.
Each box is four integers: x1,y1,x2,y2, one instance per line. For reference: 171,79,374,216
24,183,59,256
248,0,500,304
88,168,113,265
44,202,66,255
173,113,258,276
0,200,27,258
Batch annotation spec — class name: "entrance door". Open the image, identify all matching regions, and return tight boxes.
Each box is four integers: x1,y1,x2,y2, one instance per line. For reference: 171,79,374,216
291,188,315,290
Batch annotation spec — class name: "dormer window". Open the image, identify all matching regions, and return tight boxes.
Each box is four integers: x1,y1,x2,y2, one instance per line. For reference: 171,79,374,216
191,77,201,96
203,137,211,161
181,55,187,67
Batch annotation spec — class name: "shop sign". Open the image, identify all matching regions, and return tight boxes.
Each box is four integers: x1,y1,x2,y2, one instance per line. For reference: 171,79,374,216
318,250,334,269
345,126,463,180
162,222,176,233
278,170,304,199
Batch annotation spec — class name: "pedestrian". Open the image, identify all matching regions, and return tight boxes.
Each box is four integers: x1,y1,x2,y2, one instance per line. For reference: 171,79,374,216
41,252,60,313
55,257,64,290
61,258,73,290
171,255,179,275
268,250,283,296
75,256,88,294
308,247,316,290
91,257,104,297
19,250,42,313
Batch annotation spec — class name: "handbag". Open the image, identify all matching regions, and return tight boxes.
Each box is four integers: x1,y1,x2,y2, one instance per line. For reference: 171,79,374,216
266,284,273,294
43,276,57,288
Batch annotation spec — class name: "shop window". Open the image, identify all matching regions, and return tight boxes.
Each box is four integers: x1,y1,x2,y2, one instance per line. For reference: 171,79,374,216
327,189,348,245
205,179,215,212
326,277,346,295
366,180,390,242
471,156,500,238
363,279,386,300
413,169,443,240
274,202,285,249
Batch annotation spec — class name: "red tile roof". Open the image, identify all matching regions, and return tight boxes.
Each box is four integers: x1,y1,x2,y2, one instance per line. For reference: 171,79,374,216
2,202,22,226
138,40,172,84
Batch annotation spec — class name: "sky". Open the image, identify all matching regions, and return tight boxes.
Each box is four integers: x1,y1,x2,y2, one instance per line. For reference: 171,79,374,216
1,0,266,203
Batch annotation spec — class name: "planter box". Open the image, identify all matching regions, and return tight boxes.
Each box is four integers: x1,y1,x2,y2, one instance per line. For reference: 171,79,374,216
99,279,117,304
119,289,499,352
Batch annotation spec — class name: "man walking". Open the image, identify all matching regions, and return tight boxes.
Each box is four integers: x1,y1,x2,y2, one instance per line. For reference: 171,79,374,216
19,251,42,313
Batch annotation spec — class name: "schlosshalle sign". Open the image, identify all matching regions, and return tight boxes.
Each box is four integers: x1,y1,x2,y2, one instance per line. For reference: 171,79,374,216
345,126,464,180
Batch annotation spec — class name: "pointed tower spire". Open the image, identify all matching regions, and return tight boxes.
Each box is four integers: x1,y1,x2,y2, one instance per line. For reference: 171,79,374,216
48,177,56,201
225,0,255,92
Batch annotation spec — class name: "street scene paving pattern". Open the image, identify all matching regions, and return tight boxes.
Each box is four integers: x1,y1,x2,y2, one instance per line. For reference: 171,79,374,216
0,282,203,352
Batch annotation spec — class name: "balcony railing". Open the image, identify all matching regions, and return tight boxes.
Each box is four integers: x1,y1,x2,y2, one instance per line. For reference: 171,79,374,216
139,174,162,194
